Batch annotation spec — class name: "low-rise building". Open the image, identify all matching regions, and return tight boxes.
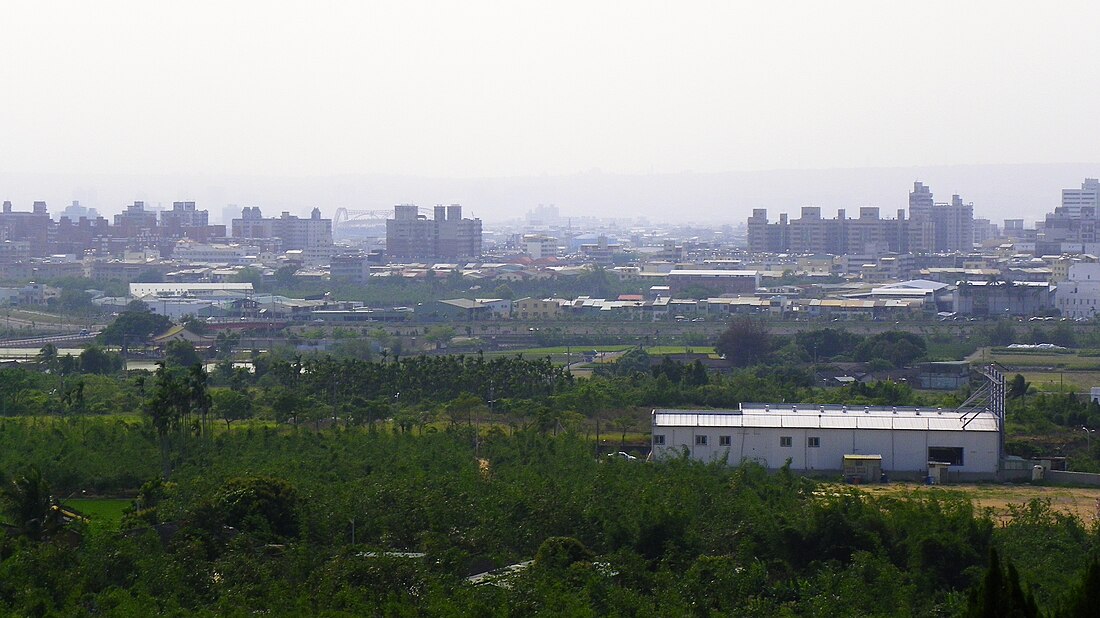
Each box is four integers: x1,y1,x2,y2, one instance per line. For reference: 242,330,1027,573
652,403,1002,479
667,269,760,296
513,297,564,320
954,280,1054,317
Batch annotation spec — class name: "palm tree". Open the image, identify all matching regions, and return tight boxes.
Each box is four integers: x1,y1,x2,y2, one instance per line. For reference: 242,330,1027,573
0,465,61,541
36,344,59,373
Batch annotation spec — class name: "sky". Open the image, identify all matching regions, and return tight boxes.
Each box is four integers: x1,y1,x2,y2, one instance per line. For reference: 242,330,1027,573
1,1,1099,221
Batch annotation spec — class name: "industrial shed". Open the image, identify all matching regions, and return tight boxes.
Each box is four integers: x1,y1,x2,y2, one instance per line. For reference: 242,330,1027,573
651,403,1002,480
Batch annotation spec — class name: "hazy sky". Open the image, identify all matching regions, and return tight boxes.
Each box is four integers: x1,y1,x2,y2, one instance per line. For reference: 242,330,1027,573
3,0,1099,179
1,2,1099,223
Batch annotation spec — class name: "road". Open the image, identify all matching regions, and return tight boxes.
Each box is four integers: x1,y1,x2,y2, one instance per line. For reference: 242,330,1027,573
0,332,100,348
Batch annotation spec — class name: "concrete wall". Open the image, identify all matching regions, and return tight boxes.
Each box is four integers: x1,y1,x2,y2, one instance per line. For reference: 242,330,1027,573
1046,470,1100,486
653,426,1000,476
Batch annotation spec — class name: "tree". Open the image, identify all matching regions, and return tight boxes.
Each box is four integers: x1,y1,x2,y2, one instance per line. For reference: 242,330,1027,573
186,364,212,436
651,355,684,382
597,348,650,377
1008,374,1030,399
1061,555,1100,617
35,344,60,374
211,388,253,430
444,392,484,428
424,325,456,350
965,548,1039,618
232,267,264,287
265,386,303,427
1050,323,1077,348
715,318,773,367
60,380,86,417
987,320,1017,346
795,328,860,360
0,465,62,541
532,536,594,573
79,345,123,374
683,360,709,386
179,315,209,335
493,283,515,299
164,340,202,368
854,331,927,368
209,476,299,541
145,363,188,478
213,331,241,360
274,265,298,287
98,303,172,353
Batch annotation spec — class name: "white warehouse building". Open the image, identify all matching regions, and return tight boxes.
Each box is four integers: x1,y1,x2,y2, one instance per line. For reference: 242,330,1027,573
652,401,1003,480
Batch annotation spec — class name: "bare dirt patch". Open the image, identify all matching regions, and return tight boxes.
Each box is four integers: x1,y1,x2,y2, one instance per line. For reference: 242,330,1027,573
830,483,1100,523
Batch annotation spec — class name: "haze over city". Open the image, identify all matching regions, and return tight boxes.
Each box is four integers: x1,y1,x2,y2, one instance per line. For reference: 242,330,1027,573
3,1,1100,222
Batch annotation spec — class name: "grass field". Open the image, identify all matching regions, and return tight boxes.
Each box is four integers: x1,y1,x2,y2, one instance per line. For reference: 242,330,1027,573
66,497,131,527
987,352,1100,370
968,347,1100,392
1018,371,1100,392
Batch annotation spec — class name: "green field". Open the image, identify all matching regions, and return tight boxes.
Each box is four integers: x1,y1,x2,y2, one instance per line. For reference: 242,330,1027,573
1019,371,1100,392
987,352,1100,370
66,497,131,527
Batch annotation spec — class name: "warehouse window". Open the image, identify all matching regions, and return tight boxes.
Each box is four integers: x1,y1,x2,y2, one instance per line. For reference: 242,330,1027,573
780,436,793,447
928,446,964,466
719,435,732,446
695,435,708,446
807,437,821,448
653,434,665,446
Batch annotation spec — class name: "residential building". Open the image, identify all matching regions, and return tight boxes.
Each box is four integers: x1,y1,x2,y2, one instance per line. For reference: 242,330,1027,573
173,240,256,265
1061,178,1100,219
1056,263,1100,319
60,200,98,221
667,270,760,295
232,207,333,266
746,182,974,255
513,297,564,320
113,201,159,235
330,252,370,283
385,204,482,262
0,201,50,256
522,234,559,259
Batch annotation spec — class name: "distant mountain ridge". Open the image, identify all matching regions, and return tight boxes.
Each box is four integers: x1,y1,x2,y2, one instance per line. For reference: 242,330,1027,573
0,162,1095,225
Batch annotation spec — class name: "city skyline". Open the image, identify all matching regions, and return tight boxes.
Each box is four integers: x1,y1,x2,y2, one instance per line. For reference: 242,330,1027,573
3,162,1100,226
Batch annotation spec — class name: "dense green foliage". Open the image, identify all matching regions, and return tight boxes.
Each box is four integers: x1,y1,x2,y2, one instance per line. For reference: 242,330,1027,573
2,313,1100,614
0,425,1096,616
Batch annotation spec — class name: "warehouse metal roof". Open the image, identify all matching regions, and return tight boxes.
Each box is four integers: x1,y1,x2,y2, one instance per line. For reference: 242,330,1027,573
653,404,1000,432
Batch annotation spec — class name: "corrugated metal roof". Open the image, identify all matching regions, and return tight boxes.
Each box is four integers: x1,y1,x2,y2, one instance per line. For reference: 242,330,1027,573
653,405,1000,432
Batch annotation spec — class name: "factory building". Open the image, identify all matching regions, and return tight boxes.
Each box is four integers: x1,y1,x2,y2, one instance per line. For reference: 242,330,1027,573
652,367,1005,480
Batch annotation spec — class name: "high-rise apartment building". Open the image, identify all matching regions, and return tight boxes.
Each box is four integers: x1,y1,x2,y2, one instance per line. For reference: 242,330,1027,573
113,201,159,235
1061,178,1100,219
933,194,974,253
385,204,482,262
160,201,209,229
0,201,51,256
907,182,935,253
746,181,975,254
232,207,333,265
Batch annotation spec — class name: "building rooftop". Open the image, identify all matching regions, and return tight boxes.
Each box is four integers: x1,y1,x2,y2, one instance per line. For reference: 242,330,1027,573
653,404,999,432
